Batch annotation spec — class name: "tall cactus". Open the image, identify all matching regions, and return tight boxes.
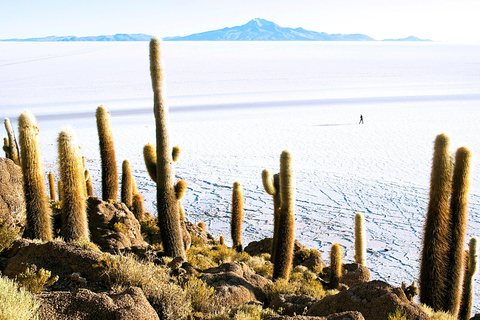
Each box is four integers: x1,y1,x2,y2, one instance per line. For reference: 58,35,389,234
272,150,295,280
18,111,52,241
3,137,10,158
262,169,281,261
58,180,64,202
132,193,146,221
48,172,56,201
121,159,133,209
58,128,88,241
459,237,478,320
85,169,93,197
419,133,453,310
96,105,118,201
443,146,472,314
149,37,185,259
231,181,244,252
354,212,366,265
4,118,20,165
330,243,343,289
143,143,157,183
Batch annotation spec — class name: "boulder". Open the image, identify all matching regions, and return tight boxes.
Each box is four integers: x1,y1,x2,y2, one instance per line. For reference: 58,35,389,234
0,158,26,230
200,262,272,307
306,280,429,320
36,286,159,320
87,197,148,252
323,263,370,287
269,294,319,316
244,238,305,258
3,239,104,282
266,311,365,320
184,221,209,245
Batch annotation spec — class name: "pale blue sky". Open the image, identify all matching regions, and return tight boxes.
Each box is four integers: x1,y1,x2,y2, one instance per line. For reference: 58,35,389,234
1,0,479,42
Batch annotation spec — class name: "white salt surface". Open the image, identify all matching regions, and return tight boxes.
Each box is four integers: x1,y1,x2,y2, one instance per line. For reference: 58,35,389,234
1,41,480,312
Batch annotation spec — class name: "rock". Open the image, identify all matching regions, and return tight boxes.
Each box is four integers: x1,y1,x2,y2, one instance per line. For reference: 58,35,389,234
184,221,209,245
87,197,148,252
244,238,305,257
324,263,370,287
306,280,429,320
200,262,272,307
294,248,326,271
0,158,26,230
36,286,159,320
3,239,104,282
266,311,365,320
269,294,319,316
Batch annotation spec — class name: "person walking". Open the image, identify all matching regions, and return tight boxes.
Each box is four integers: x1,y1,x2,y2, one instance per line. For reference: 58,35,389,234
359,114,364,124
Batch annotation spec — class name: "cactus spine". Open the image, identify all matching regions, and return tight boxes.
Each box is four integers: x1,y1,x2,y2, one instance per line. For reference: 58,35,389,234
4,118,20,165
459,237,478,320
443,146,472,314
262,169,281,261
150,37,185,259
419,133,453,310
330,243,343,289
231,181,244,252
354,212,366,265
48,172,56,201
121,159,133,209
18,111,52,241
96,105,118,201
272,150,295,281
58,128,89,241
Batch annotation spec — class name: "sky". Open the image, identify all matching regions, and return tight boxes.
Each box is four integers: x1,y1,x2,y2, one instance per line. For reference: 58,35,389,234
0,0,479,42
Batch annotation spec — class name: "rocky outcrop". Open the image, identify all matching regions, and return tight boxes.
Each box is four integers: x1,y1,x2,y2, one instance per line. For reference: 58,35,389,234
269,294,319,316
36,286,159,320
87,197,148,252
267,311,365,320
323,263,370,287
2,239,103,281
0,158,26,230
306,280,429,320
200,262,272,307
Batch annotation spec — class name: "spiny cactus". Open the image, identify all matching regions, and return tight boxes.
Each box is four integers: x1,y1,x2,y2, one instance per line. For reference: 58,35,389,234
354,212,366,266
219,235,225,245
172,145,182,162
58,127,88,241
131,193,146,221
443,146,472,314
178,201,186,221
150,37,185,259
121,159,133,209
330,243,343,289
96,105,118,201
262,169,281,261
459,237,478,320
18,111,52,241
84,169,93,197
3,137,10,158
143,143,157,183
198,221,206,232
58,180,64,202
419,133,453,310
272,150,295,281
231,181,244,252
48,172,56,201
4,118,20,165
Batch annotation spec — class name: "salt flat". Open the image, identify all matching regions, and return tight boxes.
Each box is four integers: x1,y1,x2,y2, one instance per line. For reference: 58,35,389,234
1,41,480,311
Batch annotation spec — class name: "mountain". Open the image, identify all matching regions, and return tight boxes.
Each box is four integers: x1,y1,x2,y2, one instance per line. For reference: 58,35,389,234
382,36,431,42
164,18,375,41
0,33,153,42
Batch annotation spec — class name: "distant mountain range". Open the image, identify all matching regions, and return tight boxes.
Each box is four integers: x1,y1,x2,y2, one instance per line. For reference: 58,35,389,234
0,19,430,42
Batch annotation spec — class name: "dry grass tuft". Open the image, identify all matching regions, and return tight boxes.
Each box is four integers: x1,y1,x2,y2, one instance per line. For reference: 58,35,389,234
0,221,19,252
187,244,250,270
421,305,457,320
267,266,326,299
210,304,276,320
16,267,58,294
69,237,102,253
0,275,40,320
183,276,217,313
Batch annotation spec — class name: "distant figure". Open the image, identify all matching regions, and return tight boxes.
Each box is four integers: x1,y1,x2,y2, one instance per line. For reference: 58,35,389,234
359,114,364,124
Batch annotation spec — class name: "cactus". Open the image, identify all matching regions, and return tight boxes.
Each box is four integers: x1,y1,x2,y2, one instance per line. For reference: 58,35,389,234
419,133,453,310
262,169,281,261
4,118,20,165
84,169,93,197
443,146,472,314
272,150,295,281
219,235,225,245
18,111,52,241
131,193,146,221
172,145,182,162
354,212,366,265
150,37,185,260
95,105,118,201
459,238,478,320
58,127,88,241
58,180,64,202
3,137,10,158
48,172,56,201
178,201,186,221
121,159,133,209
231,181,244,252
330,243,343,289
198,221,206,232
132,176,138,195
143,143,157,183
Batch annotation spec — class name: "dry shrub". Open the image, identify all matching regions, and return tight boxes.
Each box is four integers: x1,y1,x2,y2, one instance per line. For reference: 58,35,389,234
0,221,19,252
0,275,40,320
139,217,160,243
267,266,326,300
421,305,457,320
210,304,276,320
95,253,191,318
187,244,249,270
388,310,407,320
69,237,102,253
16,267,58,294
183,276,216,313
245,255,273,279
113,222,128,234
